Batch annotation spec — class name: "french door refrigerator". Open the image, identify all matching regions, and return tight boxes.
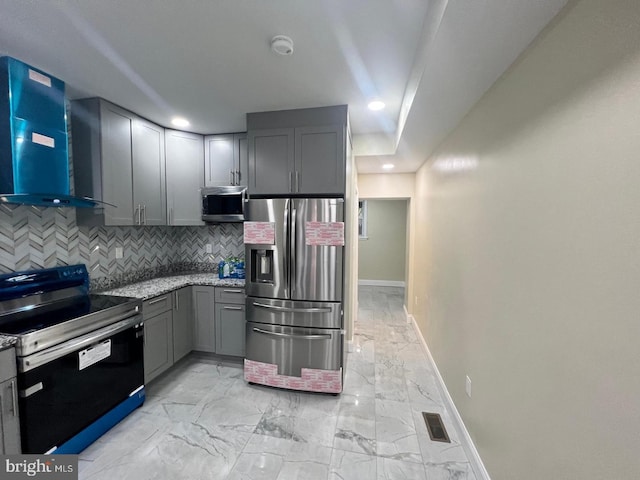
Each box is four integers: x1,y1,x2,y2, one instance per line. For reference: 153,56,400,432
244,197,344,393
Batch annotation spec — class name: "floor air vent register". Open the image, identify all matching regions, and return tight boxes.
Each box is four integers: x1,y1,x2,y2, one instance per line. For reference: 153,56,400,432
422,412,451,443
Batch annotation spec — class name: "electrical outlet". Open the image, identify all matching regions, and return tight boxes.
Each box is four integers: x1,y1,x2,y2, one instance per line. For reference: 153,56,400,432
205,244,213,254
415,296,418,307
115,247,123,259
465,375,472,398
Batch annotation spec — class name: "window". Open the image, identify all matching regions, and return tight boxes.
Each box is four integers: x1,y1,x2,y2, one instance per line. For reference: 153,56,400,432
358,200,368,239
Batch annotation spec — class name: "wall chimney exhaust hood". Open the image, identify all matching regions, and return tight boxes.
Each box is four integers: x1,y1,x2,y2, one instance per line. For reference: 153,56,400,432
0,56,101,208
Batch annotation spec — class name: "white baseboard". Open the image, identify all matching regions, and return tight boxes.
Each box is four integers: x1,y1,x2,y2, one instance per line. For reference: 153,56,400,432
403,304,412,324
358,279,405,287
407,314,491,480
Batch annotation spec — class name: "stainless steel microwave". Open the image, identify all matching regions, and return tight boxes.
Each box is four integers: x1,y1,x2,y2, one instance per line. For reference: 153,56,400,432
201,186,247,223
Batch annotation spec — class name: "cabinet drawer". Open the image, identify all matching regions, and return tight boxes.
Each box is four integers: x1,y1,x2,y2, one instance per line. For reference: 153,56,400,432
143,294,173,318
0,348,16,383
215,287,245,305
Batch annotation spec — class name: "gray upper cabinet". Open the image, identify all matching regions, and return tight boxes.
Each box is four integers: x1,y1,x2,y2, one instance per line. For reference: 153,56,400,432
0,348,20,454
204,133,247,187
165,129,205,226
247,105,347,196
72,99,134,226
295,125,345,195
72,98,166,226
132,118,166,225
247,128,294,195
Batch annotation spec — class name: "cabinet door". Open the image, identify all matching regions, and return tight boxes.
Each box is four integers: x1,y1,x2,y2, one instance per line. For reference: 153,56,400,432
294,125,345,195
215,303,246,357
192,286,216,352
248,128,294,195
132,118,166,225
0,378,21,454
204,134,235,186
100,102,134,225
235,133,248,187
144,310,174,383
172,287,193,363
165,130,205,226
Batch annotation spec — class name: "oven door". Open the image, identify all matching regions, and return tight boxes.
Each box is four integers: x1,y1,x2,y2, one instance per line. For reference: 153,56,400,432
17,315,143,454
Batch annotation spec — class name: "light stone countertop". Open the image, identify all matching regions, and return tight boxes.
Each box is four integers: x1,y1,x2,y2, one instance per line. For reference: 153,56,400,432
100,273,245,300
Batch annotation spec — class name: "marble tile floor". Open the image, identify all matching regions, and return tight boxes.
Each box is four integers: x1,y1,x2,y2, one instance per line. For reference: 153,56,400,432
79,286,477,480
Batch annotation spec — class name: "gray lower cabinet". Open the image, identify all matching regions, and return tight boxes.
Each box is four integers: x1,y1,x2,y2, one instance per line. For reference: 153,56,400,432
193,286,216,352
0,348,21,454
172,287,193,363
214,287,245,356
143,295,174,383
215,303,245,356
165,129,205,226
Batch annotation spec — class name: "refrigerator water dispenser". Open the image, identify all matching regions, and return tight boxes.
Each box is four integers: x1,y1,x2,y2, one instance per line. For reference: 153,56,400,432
251,249,274,283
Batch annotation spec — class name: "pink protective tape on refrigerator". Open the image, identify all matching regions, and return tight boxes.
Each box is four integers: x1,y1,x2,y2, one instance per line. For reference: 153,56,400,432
244,359,342,393
305,221,345,246
244,222,275,245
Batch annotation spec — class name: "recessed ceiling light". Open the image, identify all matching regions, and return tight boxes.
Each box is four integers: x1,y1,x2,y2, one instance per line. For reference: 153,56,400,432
171,117,190,128
382,163,394,170
368,100,386,111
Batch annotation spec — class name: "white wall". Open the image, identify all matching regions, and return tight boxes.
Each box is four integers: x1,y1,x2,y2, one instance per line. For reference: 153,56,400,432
358,199,407,284
413,0,640,478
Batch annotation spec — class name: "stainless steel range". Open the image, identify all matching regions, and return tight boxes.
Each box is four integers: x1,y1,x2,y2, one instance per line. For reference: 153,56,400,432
0,264,145,454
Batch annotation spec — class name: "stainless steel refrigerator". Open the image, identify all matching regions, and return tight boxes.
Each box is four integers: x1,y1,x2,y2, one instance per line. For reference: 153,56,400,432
244,197,344,393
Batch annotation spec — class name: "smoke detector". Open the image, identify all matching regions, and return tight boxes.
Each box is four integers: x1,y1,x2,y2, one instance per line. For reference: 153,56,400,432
271,35,294,56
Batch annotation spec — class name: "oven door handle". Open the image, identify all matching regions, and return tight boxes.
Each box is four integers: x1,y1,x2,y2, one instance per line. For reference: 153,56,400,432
19,313,143,373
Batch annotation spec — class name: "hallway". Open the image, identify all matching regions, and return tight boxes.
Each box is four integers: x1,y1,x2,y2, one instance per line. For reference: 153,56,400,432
78,286,476,479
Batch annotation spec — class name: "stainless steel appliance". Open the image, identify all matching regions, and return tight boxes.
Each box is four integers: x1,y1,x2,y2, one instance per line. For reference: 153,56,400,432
201,185,247,223
0,56,101,207
0,265,144,454
244,198,344,393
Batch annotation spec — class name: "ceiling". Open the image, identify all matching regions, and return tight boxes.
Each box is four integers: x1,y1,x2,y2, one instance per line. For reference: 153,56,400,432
0,0,568,174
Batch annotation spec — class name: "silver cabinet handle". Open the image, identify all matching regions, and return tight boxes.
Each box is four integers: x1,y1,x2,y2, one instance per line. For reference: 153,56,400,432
142,204,147,225
223,289,244,294
174,290,179,310
134,204,140,225
295,171,300,192
223,306,242,310
230,170,234,185
148,296,168,305
9,380,17,415
169,207,173,225
289,171,293,192
235,170,241,185
252,302,332,314
252,327,331,340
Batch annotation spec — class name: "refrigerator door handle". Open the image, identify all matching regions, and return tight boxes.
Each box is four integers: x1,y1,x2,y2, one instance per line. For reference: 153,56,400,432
252,327,331,340
291,203,297,297
252,302,332,314
283,198,290,298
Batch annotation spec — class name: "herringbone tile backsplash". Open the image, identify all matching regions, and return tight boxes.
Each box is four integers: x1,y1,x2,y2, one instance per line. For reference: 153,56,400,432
0,203,243,290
